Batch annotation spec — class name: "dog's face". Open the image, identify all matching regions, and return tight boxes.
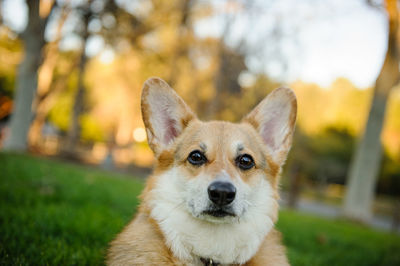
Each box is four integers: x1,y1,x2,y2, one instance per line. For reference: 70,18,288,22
163,120,279,224
140,77,296,263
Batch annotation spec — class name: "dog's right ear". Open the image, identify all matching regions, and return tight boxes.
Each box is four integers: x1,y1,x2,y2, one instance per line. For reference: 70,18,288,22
243,87,297,166
141,77,197,155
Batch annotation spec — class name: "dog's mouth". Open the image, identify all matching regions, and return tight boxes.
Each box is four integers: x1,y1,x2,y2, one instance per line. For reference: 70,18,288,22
202,208,236,218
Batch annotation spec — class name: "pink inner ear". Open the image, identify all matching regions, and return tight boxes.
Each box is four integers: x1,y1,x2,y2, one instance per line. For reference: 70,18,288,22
261,118,278,151
162,116,179,145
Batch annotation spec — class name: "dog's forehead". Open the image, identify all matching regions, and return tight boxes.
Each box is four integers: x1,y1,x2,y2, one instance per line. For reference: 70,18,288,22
177,120,265,157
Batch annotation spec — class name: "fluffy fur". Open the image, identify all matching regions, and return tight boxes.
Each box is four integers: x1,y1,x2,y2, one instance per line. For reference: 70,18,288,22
107,77,297,266
149,168,275,264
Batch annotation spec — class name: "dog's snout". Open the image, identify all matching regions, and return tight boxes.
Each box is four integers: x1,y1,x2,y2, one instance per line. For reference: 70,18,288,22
207,181,236,206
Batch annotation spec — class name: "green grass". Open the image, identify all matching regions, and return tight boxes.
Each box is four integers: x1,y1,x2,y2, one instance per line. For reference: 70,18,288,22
0,153,143,265
1,152,399,265
278,211,400,266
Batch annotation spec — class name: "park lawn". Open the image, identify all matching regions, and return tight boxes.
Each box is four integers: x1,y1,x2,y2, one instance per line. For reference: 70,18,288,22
0,153,399,265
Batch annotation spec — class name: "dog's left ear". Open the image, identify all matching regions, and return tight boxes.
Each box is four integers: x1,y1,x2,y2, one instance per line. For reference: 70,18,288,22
243,87,297,165
141,77,197,156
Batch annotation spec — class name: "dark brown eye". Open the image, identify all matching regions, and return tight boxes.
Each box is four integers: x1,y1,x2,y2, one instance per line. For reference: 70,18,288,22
188,150,207,166
236,154,255,170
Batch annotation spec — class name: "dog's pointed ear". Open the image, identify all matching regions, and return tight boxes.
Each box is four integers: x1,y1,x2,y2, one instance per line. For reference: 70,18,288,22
141,77,197,155
243,87,297,165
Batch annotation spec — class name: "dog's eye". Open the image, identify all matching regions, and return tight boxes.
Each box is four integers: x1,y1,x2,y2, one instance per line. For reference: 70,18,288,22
187,150,207,166
236,154,255,170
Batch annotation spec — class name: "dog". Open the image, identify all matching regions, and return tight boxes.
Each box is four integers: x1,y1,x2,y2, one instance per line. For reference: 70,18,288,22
107,77,297,265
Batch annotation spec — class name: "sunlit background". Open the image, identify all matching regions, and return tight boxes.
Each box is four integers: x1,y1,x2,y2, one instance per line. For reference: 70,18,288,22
0,0,399,248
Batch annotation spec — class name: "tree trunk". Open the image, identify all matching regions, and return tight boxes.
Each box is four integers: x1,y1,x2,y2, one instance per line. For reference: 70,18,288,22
29,60,78,148
343,0,399,221
64,10,90,155
167,0,192,87
2,0,48,151
29,7,70,148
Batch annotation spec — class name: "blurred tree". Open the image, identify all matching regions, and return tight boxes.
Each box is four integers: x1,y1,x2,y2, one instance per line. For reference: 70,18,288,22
41,0,162,155
292,79,372,136
280,78,400,199
29,5,71,148
64,3,91,156
207,45,246,120
283,126,355,207
344,0,400,221
2,0,55,151
166,0,193,86
0,27,22,127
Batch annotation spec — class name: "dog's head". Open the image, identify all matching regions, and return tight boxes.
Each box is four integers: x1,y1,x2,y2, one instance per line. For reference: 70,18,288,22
140,77,296,263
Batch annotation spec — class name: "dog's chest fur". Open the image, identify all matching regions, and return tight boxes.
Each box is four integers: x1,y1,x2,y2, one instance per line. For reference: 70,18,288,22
107,210,288,266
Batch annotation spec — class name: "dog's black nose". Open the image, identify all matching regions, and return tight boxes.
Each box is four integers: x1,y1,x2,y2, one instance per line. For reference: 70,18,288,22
208,181,236,206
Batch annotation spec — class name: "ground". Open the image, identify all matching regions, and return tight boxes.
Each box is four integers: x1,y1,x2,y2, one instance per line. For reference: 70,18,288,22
0,152,399,265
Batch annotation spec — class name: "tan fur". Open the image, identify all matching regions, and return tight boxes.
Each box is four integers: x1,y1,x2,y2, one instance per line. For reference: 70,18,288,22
246,229,289,266
107,78,296,266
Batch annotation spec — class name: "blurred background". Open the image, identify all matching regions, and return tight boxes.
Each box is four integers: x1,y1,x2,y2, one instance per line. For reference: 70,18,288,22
0,0,400,241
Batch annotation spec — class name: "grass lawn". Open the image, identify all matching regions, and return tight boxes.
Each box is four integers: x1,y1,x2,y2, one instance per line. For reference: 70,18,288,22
1,152,399,265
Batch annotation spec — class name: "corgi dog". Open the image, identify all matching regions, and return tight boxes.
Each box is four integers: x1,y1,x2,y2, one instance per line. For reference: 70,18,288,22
107,77,297,266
